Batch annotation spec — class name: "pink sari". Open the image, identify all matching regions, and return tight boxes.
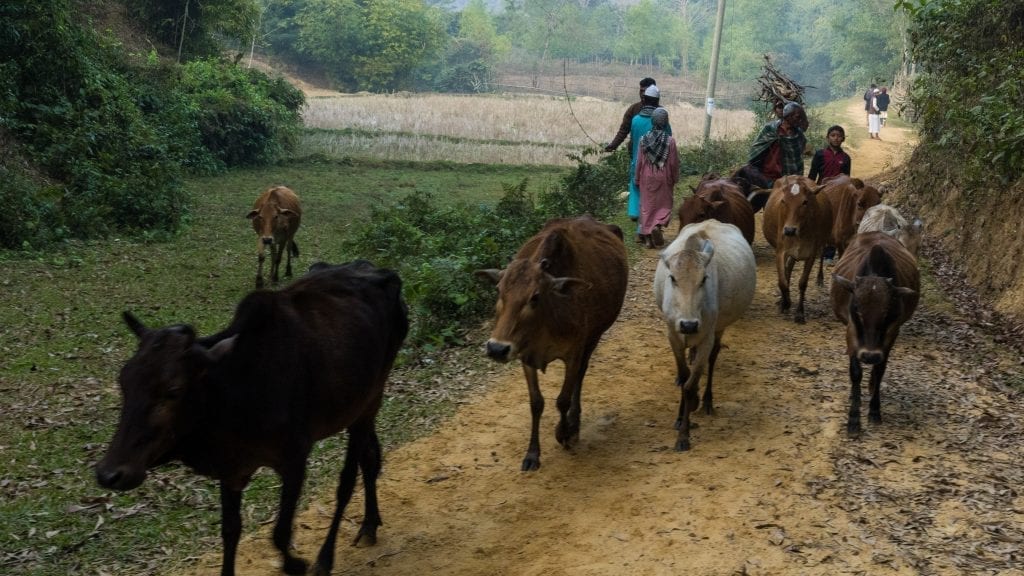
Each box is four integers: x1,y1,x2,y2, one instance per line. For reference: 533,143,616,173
635,137,680,235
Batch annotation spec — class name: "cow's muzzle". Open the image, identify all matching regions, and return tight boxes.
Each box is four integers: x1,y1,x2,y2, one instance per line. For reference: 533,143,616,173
262,237,273,246
858,349,885,365
485,340,512,362
783,226,797,237
95,461,147,491
678,320,699,334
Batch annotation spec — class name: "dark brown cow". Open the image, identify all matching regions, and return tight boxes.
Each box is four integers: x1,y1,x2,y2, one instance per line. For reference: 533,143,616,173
95,260,408,576
678,176,756,244
248,185,301,288
831,232,919,436
476,216,628,471
762,175,833,323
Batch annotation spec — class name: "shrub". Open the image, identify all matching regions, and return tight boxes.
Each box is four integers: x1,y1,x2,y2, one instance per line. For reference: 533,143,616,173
537,147,627,220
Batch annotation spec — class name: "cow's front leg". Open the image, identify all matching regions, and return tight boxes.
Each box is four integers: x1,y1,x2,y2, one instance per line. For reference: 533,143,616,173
522,364,544,471
675,369,703,451
846,355,864,437
255,242,267,288
794,256,815,324
868,357,888,424
777,253,794,313
274,459,309,575
219,483,244,576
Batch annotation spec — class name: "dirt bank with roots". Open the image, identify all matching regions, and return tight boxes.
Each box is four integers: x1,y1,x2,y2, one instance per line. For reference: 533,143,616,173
181,100,1024,576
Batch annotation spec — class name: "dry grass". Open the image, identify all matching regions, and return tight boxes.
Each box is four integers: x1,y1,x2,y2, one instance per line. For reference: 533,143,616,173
299,93,756,166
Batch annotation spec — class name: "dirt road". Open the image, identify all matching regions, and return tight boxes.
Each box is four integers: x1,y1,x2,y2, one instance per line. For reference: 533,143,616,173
185,101,1024,575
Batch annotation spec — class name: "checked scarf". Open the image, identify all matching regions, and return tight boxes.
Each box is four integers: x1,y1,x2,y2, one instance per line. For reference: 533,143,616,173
640,107,671,168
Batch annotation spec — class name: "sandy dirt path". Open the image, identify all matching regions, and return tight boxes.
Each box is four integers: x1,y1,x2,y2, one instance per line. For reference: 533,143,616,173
183,100,1024,576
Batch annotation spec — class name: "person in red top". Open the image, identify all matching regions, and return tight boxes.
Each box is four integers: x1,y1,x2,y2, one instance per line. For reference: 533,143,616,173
807,125,851,184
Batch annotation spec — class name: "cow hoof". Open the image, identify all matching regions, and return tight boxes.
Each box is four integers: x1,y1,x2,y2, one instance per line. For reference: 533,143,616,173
352,524,378,546
846,423,862,438
283,556,308,575
868,412,882,424
555,421,579,448
521,455,541,471
674,438,691,451
256,278,264,289
794,314,806,324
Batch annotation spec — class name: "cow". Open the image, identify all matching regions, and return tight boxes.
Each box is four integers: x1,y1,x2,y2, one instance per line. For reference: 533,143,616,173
654,220,756,451
831,232,920,436
476,216,628,471
678,175,756,244
730,165,772,212
762,175,833,324
248,185,301,288
95,260,408,576
817,176,883,283
858,204,924,258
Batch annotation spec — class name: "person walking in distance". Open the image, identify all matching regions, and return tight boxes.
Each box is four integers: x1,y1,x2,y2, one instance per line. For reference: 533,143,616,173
604,78,656,241
876,87,891,127
634,107,679,248
864,83,877,125
627,84,672,241
868,89,882,139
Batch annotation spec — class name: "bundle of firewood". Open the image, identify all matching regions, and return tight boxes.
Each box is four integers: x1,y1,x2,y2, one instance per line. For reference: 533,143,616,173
755,53,806,107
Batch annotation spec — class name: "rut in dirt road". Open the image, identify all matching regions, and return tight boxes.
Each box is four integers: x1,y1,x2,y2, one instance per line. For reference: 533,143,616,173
180,101,1024,576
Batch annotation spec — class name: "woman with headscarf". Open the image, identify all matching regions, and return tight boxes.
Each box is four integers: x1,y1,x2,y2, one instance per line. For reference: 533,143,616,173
628,85,672,242
634,107,679,248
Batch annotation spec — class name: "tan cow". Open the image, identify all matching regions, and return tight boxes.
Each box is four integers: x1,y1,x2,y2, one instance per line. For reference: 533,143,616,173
831,232,920,436
248,186,301,288
476,216,628,471
677,175,755,244
858,204,924,257
762,175,833,324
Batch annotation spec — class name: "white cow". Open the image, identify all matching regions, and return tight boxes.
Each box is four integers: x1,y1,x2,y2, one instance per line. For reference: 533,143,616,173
857,204,923,257
654,219,756,451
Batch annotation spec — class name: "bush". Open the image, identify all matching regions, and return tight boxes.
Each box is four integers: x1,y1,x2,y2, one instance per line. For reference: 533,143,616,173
538,147,627,220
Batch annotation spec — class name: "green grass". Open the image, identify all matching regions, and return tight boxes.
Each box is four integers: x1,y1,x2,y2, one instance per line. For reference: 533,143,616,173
0,157,565,575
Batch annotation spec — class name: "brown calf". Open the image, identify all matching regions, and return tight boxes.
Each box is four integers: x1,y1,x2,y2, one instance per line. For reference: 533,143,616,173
762,175,833,324
248,185,301,288
831,232,920,436
476,216,628,471
818,175,883,283
678,175,756,244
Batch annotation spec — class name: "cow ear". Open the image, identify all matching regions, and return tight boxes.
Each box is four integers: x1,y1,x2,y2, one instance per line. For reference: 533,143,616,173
832,274,854,292
474,269,503,285
246,209,259,220
122,311,147,338
894,286,917,298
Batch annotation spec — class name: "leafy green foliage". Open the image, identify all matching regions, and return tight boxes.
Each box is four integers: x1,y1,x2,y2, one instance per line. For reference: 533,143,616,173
907,0,1024,184
538,147,627,220
292,0,445,91
338,148,624,351
0,1,305,248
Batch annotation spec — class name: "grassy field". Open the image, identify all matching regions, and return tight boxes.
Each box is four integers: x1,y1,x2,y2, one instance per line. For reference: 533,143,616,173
0,156,568,575
0,91,754,575
297,92,755,166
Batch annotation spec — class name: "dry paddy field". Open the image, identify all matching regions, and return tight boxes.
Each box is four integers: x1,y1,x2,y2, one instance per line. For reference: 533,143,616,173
298,93,756,166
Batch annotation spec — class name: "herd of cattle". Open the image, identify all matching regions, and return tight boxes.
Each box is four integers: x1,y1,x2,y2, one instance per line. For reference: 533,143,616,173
94,176,924,575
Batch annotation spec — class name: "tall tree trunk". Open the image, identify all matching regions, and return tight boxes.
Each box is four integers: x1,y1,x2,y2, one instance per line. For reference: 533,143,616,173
177,0,190,63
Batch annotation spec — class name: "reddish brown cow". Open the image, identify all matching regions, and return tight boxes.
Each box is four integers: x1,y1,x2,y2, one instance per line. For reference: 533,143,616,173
762,175,833,324
96,261,408,576
831,232,919,436
476,216,628,471
678,176,756,244
248,185,301,288
818,176,883,282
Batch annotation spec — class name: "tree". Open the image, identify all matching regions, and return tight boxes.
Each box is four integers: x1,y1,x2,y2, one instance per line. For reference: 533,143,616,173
295,0,444,91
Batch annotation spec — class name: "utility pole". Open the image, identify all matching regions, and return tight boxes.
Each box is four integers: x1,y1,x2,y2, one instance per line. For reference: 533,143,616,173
702,0,727,143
